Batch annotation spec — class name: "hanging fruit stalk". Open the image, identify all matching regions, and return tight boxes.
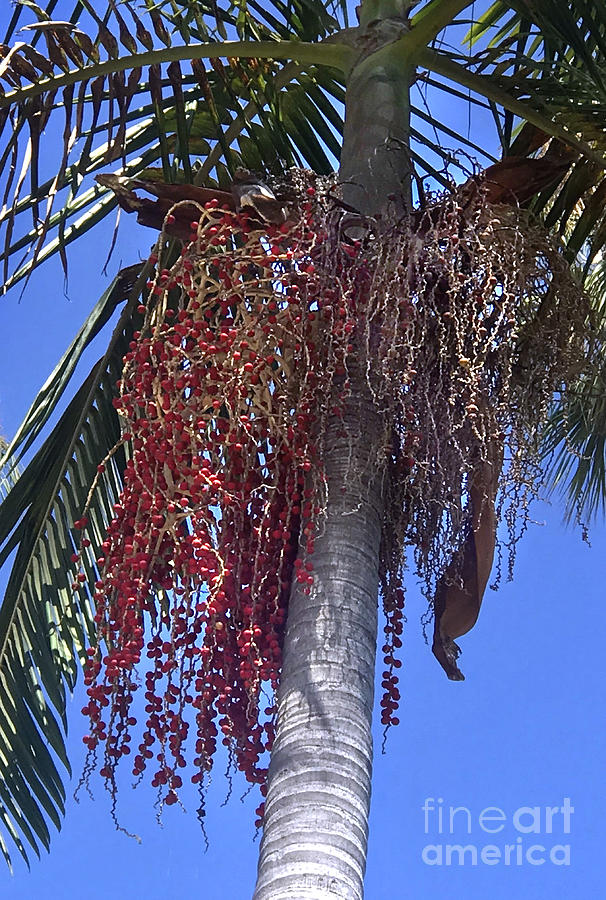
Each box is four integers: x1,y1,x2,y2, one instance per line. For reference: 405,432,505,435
72,170,588,838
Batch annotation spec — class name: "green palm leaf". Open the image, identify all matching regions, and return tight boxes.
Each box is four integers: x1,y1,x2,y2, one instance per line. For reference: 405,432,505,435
464,1,606,269
0,261,147,867
0,0,348,291
539,264,606,522
4,0,606,290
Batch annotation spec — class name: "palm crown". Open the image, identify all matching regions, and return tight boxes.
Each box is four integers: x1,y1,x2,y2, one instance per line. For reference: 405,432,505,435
0,0,605,881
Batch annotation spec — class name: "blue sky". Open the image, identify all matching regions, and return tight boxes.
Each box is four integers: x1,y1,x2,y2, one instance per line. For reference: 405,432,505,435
1,3,605,898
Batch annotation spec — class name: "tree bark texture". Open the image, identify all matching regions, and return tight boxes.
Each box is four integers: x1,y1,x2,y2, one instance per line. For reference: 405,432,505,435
339,31,412,215
253,395,383,900
253,8,413,897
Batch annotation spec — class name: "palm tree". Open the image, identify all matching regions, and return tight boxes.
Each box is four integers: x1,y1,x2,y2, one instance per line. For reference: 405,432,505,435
0,1,605,896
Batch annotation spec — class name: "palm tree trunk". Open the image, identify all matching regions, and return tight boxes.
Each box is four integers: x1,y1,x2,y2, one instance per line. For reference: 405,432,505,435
252,398,383,900
253,8,413,898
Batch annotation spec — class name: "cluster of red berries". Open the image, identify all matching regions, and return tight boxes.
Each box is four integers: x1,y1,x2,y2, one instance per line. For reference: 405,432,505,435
74,193,406,817
379,588,405,728
73,182,586,824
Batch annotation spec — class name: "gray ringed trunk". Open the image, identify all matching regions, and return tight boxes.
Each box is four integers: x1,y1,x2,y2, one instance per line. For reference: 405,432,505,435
252,400,383,900
253,12,413,898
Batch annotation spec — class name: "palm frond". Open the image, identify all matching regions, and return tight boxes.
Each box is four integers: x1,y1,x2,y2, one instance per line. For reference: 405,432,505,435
468,0,606,85
542,377,606,524
541,262,606,523
412,41,606,270
0,262,148,867
0,0,348,291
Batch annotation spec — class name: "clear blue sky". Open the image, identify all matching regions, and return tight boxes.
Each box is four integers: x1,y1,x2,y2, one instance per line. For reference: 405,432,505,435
1,4,605,898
